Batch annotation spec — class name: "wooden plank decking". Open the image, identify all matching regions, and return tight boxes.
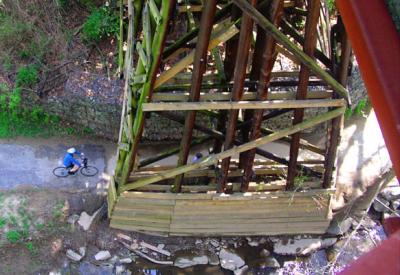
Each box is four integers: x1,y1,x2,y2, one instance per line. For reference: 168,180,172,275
109,189,332,236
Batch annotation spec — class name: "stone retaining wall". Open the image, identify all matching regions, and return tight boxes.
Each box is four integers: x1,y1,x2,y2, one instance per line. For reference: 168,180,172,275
22,71,208,141
21,65,367,141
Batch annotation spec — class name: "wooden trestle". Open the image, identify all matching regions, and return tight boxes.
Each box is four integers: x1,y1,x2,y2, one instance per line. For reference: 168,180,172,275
109,0,351,236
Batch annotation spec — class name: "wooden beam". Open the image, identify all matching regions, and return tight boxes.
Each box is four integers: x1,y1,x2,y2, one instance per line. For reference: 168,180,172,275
174,0,218,192
155,23,239,89
119,1,176,186
280,20,331,68
177,5,203,13
163,2,233,59
199,108,325,156
161,71,317,86
121,106,345,191
143,99,345,111
156,79,327,92
242,0,284,192
152,90,332,102
157,111,322,178
232,0,351,104
287,0,320,190
323,18,351,188
138,137,211,168
219,0,258,192
137,159,325,172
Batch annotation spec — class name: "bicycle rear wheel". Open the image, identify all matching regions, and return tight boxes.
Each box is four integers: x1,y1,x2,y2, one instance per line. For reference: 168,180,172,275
53,167,69,177
80,166,98,177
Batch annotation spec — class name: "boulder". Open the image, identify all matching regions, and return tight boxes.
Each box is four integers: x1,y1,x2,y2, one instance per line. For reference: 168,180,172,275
260,249,271,258
94,251,112,261
234,265,248,275
66,249,83,262
273,238,337,256
174,255,208,269
381,186,400,201
326,218,353,235
373,197,390,213
264,256,280,268
67,193,105,215
208,253,220,266
67,214,80,224
219,248,245,271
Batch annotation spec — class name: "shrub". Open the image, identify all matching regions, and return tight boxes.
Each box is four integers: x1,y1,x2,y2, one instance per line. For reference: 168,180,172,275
82,6,119,42
0,13,33,50
79,0,96,10
6,230,22,243
327,0,336,14
16,65,38,88
2,55,13,72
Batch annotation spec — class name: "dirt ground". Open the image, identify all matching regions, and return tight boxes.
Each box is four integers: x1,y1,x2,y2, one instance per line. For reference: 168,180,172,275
0,185,389,275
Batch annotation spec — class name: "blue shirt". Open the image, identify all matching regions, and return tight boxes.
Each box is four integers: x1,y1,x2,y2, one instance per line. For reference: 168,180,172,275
63,151,81,167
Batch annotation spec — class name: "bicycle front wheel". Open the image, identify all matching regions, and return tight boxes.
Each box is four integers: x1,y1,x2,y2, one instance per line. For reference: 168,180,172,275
80,166,98,177
53,167,69,177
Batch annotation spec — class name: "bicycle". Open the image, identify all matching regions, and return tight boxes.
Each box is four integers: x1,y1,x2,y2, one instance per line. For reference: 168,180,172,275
53,156,99,177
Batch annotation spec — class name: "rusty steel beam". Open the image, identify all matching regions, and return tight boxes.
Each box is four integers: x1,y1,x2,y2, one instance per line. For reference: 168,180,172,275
242,0,284,192
213,5,241,155
280,20,331,69
322,17,351,188
158,111,322,178
239,2,269,169
219,0,258,193
336,0,400,179
174,1,217,192
286,0,320,190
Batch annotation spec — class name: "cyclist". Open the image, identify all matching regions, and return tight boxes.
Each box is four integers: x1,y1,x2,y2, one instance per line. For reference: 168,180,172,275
63,147,84,175
192,152,203,163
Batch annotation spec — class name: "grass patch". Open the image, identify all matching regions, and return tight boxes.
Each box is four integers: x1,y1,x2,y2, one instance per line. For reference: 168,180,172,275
25,241,38,257
6,230,22,243
82,6,119,43
16,65,38,87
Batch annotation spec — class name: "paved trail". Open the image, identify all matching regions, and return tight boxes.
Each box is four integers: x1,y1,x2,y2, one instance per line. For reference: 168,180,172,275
0,136,117,189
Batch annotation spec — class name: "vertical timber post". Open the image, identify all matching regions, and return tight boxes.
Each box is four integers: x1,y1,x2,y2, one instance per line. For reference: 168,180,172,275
174,1,218,192
322,17,351,188
213,5,242,155
241,0,284,191
286,0,320,190
118,0,176,187
219,0,258,193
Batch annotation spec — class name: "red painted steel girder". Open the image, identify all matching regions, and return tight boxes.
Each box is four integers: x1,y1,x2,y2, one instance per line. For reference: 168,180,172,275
336,0,400,178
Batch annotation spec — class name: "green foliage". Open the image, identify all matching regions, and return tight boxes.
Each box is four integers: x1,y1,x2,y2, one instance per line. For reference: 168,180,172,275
294,172,309,189
0,83,8,93
83,126,94,134
79,0,96,10
0,12,49,63
26,242,38,256
16,65,38,88
387,0,400,32
2,55,13,72
327,0,336,14
0,13,33,50
0,218,6,229
56,0,69,10
345,99,370,119
82,6,119,42
6,230,21,243
52,202,65,219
